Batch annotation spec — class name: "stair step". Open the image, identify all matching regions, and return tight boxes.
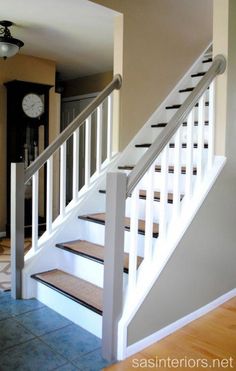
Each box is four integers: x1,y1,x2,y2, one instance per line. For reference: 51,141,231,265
179,87,194,93
135,143,208,149
31,269,103,315
151,120,209,128
79,213,159,238
117,165,197,175
191,71,206,77
56,240,143,274
202,58,212,63
165,102,209,110
99,189,183,203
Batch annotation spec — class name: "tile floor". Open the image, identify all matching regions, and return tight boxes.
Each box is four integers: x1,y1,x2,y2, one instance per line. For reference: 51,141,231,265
0,291,112,370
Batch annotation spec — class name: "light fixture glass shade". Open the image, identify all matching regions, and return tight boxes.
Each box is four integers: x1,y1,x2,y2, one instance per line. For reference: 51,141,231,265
0,41,19,58
0,21,24,59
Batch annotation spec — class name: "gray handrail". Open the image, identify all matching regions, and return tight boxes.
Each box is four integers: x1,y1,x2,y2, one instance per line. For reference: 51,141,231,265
25,74,122,183
127,55,226,196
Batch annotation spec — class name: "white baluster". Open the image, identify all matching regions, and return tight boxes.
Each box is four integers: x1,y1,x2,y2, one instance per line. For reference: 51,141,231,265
32,171,39,252
197,95,205,183
60,142,67,217
107,94,113,162
158,146,169,241
72,128,79,201
96,105,103,173
128,186,139,295
185,110,194,199
208,80,215,170
172,127,181,219
144,164,154,261
46,157,53,234
85,116,91,187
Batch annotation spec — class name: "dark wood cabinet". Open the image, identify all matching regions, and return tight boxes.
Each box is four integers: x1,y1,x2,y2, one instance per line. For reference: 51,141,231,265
4,80,52,235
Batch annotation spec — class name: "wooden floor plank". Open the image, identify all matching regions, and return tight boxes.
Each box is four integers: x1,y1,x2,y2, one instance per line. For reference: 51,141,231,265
104,297,236,370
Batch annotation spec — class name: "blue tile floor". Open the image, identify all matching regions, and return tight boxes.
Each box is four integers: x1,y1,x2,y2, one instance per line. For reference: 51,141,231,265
0,291,113,371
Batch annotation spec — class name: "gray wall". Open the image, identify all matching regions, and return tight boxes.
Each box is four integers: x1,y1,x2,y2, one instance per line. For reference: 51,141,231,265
127,1,236,347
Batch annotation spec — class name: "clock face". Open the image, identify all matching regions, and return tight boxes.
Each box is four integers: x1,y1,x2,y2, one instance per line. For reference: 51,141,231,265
22,93,44,118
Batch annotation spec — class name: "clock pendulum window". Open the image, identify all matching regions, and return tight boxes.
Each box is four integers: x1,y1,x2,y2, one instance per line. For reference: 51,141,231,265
4,80,53,237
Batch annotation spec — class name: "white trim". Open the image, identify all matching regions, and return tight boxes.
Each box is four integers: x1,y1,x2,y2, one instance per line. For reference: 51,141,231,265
0,231,6,238
125,288,236,358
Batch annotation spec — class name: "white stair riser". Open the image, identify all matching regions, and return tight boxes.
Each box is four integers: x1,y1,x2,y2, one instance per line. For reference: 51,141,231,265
35,280,102,338
125,197,173,222
57,248,128,288
79,218,150,257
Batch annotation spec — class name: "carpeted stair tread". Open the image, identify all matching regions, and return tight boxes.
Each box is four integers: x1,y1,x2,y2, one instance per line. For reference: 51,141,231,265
31,269,103,315
117,164,197,175
79,213,159,237
56,240,143,273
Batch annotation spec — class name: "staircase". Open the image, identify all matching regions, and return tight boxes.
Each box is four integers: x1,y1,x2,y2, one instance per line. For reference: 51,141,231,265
11,47,227,361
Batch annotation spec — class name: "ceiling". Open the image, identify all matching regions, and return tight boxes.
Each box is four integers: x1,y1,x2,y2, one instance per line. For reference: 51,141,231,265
0,0,117,80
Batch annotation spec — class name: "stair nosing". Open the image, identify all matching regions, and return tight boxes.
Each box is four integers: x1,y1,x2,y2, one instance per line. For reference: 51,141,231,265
56,240,131,274
31,269,103,316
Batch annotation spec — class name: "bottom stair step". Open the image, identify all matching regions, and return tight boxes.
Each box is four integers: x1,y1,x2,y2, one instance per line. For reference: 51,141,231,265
56,240,143,273
31,269,103,315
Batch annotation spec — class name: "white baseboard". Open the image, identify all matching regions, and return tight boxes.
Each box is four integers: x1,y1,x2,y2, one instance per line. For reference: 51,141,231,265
0,232,6,238
126,288,236,358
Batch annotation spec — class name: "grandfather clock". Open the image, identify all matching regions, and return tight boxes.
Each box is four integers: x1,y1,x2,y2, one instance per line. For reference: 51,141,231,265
4,80,53,236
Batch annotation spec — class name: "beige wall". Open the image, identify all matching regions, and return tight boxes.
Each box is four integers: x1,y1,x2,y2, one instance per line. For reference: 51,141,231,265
91,0,213,150
62,71,113,97
0,54,59,232
127,0,236,346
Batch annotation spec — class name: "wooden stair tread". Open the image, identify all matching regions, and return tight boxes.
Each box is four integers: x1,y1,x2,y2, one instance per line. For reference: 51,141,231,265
32,269,103,315
79,213,159,237
191,71,206,77
135,143,208,149
117,164,197,175
99,189,183,203
151,120,209,128
56,240,143,272
165,102,209,109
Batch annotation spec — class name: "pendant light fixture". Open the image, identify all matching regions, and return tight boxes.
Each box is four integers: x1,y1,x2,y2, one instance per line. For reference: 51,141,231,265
0,20,24,59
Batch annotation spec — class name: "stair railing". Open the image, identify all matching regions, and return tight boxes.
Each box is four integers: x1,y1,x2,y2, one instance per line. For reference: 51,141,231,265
102,55,226,361
11,74,122,299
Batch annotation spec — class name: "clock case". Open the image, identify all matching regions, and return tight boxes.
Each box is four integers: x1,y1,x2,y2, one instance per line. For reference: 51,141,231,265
4,80,53,236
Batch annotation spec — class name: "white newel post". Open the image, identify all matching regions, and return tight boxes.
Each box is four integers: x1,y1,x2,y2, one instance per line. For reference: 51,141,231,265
102,172,127,361
11,163,25,299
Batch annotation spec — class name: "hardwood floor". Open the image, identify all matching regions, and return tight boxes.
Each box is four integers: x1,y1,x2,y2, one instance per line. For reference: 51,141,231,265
105,297,236,370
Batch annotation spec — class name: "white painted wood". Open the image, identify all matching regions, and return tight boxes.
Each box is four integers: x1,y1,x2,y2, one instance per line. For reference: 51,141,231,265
46,157,53,234
36,281,102,338
72,128,80,201
96,105,103,173
172,128,181,219
128,186,139,295
144,164,155,261
107,94,113,161
158,147,169,240
85,116,92,187
60,142,67,217
208,80,215,170
197,95,205,183
125,288,236,359
185,110,194,199
11,163,25,299
32,171,39,252
103,172,127,361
